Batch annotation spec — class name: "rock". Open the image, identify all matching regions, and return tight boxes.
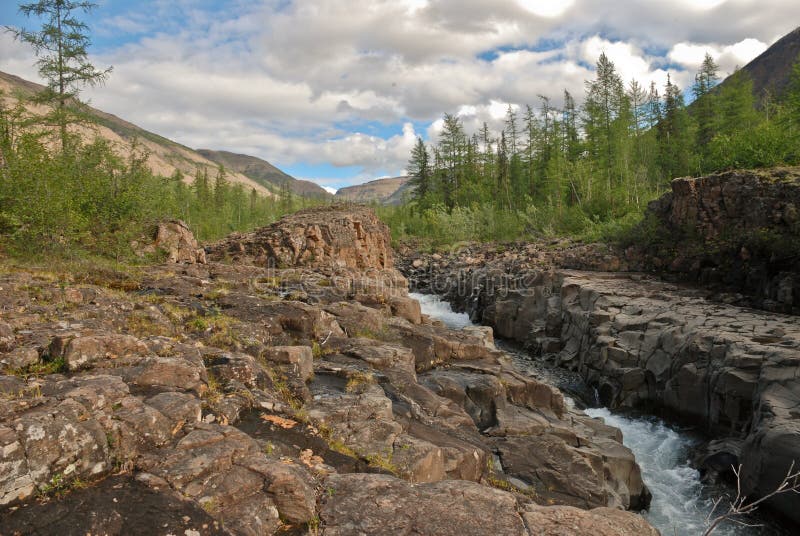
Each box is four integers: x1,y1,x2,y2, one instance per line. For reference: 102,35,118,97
320,473,527,536
0,322,15,352
521,505,659,536
145,392,202,425
206,205,394,270
129,355,207,394
462,326,495,348
261,346,313,382
152,220,206,264
404,242,800,523
390,296,422,324
0,347,40,371
2,399,111,505
53,334,149,371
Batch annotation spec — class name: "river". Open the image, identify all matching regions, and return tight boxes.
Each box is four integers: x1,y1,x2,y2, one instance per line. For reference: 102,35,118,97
410,292,789,536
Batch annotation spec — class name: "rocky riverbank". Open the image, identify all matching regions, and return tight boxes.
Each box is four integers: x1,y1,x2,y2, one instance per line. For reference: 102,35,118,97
0,206,656,535
399,240,800,526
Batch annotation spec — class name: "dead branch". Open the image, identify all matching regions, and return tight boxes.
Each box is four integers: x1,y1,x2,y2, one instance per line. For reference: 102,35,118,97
703,461,800,535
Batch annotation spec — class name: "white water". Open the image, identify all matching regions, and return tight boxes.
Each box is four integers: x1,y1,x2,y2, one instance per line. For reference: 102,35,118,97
410,292,473,329
412,292,783,536
586,408,719,535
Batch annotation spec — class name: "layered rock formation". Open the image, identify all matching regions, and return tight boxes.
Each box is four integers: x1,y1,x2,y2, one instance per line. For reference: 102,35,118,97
401,244,800,525
207,204,393,270
639,167,800,314
0,207,655,535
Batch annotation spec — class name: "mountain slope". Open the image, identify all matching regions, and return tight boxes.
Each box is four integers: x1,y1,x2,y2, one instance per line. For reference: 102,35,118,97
0,70,278,197
197,149,331,199
719,25,800,100
335,176,411,205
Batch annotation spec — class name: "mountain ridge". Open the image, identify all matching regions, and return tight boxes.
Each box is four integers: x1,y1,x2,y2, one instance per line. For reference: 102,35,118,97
197,149,331,199
335,176,412,205
0,70,307,199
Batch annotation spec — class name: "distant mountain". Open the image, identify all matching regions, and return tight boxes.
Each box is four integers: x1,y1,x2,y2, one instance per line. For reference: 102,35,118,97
0,70,276,197
197,149,331,199
335,176,412,205
722,26,800,101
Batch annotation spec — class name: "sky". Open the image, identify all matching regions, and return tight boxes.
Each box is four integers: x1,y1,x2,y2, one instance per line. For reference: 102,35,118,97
0,0,797,191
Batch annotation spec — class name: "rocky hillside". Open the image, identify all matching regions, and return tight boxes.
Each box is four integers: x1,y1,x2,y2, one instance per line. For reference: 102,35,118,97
197,149,332,199
0,207,656,535
335,176,411,205
0,70,276,197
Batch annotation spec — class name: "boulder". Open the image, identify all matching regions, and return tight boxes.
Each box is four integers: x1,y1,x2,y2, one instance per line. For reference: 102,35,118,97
261,346,313,382
153,220,206,264
206,205,394,271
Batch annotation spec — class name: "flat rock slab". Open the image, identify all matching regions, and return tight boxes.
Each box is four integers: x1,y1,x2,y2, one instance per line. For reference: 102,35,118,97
0,475,225,536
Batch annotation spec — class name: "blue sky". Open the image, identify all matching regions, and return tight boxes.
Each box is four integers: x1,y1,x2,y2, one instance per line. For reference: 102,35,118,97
1,0,797,190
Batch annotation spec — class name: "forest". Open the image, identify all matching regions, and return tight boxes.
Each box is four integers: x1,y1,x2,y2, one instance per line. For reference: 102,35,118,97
381,52,800,246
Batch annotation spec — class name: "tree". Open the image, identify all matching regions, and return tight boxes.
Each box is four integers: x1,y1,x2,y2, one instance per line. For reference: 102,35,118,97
438,113,466,209
7,0,112,150
786,53,800,129
407,137,431,206
583,53,626,194
693,53,720,153
658,74,694,179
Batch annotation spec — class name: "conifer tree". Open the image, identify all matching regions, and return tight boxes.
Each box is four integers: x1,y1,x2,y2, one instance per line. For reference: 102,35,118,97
8,0,112,151
407,137,431,206
693,53,720,153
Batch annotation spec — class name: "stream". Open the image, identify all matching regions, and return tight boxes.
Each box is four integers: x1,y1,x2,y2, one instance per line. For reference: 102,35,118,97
410,292,790,536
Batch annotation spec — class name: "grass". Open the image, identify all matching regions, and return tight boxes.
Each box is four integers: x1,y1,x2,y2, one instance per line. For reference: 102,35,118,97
36,472,88,500
203,373,224,405
345,371,375,393
11,356,68,378
125,310,172,337
311,341,336,359
485,459,538,500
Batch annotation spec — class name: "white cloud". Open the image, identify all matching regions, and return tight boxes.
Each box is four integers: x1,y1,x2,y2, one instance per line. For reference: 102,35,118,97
0,0,796,187
516,0,576,18
322,186,338,194
668,37,768,76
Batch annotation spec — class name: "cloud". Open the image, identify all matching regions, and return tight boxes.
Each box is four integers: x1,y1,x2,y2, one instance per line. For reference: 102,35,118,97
669,37,768,76
0,0,795,187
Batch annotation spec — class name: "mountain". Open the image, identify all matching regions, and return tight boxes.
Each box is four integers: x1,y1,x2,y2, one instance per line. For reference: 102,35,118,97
197,149,331,199
722,26,800,100
335,176,412,205
0,70,280,197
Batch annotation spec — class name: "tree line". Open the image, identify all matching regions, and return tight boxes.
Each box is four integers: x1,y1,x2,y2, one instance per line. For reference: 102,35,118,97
388,51,800,245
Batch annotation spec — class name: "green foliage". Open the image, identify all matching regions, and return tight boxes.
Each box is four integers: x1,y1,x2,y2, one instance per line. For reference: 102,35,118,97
395,52,800,247
0,109,305,260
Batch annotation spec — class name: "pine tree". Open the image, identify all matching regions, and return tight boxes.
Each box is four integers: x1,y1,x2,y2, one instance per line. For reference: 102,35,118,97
8,0,112,150
407,137,431,206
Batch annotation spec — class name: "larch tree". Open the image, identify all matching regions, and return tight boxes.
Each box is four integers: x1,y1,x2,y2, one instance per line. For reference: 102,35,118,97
407,136,432,207
693,52,720,156
7,0,112,151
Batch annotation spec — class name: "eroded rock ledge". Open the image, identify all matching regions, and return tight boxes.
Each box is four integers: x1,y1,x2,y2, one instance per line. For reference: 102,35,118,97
0,207,656,535
400,244,800,525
